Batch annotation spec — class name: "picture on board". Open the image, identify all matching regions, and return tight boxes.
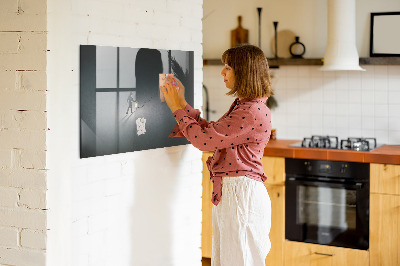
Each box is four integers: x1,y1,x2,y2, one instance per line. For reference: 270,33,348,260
80,45,194,158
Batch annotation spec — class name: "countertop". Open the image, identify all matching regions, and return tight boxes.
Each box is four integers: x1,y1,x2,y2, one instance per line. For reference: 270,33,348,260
263,139,400,165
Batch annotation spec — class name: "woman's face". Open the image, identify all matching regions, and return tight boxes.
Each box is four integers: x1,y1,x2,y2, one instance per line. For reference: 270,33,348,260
220,64,235,89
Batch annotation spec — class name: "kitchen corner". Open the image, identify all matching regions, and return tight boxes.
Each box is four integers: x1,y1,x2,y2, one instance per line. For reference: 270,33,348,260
202,139,400,265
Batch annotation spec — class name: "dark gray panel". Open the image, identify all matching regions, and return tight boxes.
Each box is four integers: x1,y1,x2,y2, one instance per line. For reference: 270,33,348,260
80,45,194,158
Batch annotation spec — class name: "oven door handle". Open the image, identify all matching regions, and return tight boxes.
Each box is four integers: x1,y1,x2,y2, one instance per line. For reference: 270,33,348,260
287,177,364,189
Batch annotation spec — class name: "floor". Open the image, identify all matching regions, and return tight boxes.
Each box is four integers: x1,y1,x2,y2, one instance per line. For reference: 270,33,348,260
202,257,211,266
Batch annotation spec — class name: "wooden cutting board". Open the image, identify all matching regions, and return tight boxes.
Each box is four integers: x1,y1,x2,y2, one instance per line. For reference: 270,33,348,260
231,16,249,48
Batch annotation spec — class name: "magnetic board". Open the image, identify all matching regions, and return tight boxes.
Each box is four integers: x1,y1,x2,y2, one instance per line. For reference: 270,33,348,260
80,45,194,158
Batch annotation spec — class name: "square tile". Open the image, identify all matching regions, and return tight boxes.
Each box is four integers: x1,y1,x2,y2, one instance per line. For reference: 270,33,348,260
374,117,389,130
374,78,388,91
375,104,388,117
374,90,388,104
286,77,299,89
388,91,400,104
374,65,388,78
348,116,362,129
323,103,336,115
389,104,400,117
361,104,374,116
388,131,400,144
336,103,349,116
374,130,389,144
285,66,298,77
348,90,362,103
362,116,375,130
336,115,348,128
348,103,362,116
361,90,375,104
388,117,400,131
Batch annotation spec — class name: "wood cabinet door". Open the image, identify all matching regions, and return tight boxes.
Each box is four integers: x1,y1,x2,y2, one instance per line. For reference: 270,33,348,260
284,241,369,266
261,156,285,186
264,184,285,266
370,193,400,266
201,152,213,258
370,163,400,195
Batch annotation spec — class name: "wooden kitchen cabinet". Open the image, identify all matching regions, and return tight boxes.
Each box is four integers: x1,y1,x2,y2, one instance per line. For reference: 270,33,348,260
370,163,400,266
264,184,285,266
262,156,285,266
261,156,285,186
202,152,213,258
201,154,286,266
284,241,369,266
370,163,400,195
370,193,400,266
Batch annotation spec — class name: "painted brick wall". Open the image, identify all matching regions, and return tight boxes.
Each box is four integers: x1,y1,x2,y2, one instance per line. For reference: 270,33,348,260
0,0,48,265
46,0,203,266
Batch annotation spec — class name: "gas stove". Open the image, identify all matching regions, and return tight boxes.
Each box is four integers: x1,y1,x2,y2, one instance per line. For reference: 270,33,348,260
289,135,381,151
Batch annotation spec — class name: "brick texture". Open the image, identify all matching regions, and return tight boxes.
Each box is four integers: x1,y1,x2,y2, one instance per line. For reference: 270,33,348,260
0,187,19,208
21,229,46,249
0,0,47,264
0,208,46,230
0,227,19,247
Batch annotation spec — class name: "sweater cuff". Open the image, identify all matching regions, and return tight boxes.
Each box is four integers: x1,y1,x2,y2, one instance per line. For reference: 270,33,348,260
168,109,187,138
183,104,199,118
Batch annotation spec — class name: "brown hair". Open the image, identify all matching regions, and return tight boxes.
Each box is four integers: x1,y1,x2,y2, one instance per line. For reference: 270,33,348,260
221,44,273,99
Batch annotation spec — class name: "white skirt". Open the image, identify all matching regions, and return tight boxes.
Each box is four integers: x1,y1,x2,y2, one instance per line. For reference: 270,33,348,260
212,176,271,266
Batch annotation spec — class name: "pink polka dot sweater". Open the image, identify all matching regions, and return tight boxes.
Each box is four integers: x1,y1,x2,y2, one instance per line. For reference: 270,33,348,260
169,97,272,206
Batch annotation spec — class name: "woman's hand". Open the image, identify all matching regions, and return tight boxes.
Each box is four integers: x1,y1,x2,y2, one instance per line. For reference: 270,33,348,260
170,76,187,108
161,78,184,113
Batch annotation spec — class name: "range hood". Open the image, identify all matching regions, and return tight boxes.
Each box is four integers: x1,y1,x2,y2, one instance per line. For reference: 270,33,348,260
320,0,365,71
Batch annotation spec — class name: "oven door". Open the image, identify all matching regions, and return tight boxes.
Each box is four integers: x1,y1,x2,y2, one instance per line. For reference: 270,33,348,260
285,177,369,250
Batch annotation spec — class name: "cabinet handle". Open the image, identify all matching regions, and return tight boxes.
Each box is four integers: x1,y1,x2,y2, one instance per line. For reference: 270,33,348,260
314,252,335,257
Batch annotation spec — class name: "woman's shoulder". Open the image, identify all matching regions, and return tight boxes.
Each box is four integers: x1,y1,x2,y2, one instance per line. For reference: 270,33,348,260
240,98,269,111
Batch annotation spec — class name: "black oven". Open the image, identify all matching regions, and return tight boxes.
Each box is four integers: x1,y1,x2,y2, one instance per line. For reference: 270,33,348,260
285,158,369,250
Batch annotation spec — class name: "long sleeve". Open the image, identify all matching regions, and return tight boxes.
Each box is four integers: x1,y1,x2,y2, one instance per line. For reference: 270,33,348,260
169,104,211,137
171,105,257,152
170,97,271,206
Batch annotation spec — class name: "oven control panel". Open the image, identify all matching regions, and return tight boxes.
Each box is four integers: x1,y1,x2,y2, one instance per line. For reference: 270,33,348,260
286,158,369,180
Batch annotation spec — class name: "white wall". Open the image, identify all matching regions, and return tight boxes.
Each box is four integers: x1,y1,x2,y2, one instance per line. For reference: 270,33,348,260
46,0,203,266
203,0,400,58
0,0,48,265
203,0,400,145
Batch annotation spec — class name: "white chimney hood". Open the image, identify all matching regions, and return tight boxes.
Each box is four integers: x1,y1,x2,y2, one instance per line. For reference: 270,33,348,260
320,0,365,71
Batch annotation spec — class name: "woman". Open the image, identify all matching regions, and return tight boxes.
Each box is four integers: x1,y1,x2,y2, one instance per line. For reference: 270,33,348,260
161,44,273,266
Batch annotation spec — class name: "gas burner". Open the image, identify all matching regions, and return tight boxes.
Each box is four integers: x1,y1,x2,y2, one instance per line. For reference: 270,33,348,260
290,136,380,151
340,137,377,151
301,135,339,149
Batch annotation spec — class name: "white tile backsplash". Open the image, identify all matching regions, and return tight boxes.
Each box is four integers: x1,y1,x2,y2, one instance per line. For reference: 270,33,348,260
388,74,400,91
375,104,389,117
362,90,375,103
388,91,400,104
374,90,388,104
389,117,400,131
374,77,388,91
203,64,400,144
389,104,400,117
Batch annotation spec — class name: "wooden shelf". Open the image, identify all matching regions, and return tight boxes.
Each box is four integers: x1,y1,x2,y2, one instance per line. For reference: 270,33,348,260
268,58,322,67
203,57,400,67
203,58,323,67
359,57,400,65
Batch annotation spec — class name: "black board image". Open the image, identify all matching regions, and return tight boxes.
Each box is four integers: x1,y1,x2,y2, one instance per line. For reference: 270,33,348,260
80,45,194,158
